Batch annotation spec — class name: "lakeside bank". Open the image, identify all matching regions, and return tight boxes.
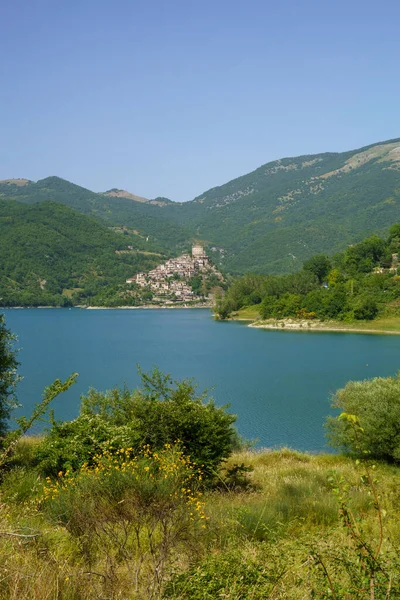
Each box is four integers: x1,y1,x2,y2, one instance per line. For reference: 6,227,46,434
86,303,212,310
230,305,400,335
249,318,400,335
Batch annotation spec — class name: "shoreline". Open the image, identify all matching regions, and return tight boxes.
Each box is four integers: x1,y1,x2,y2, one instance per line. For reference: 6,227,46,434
2,304,213,311
248,319,400,335
86,304,212,310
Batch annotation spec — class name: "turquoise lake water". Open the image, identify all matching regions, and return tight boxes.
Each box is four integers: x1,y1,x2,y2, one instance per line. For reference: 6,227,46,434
3,308,400,451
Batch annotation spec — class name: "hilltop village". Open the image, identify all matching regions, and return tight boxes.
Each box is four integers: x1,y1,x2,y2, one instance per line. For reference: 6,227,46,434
126,245,224,305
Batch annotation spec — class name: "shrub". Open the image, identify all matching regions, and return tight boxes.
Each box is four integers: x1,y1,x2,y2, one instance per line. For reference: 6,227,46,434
296,308,317,320
352,296,379,320
36,368,240,478
40,445,206,599
326,373,400,461
35,413,139,476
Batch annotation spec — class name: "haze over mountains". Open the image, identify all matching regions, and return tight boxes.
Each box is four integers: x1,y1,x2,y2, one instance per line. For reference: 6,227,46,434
1,137,400,275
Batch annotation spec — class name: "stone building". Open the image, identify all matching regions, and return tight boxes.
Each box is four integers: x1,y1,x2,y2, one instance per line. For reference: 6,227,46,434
126,245,222,302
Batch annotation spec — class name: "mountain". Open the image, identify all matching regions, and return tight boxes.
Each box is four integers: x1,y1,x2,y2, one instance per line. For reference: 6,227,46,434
103,189,151,203
162,138,400,273
2,137,400,275
0,200,164,306
102,189,173,206
0,177,191,253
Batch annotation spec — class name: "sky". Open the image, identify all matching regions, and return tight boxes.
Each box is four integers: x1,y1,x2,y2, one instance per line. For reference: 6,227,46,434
1,0,400,202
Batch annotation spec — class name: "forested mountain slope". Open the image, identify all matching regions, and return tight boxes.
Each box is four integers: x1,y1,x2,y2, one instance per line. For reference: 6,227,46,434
165,138,400,273
2,138,400,274
0,201,164,306
0,177,190,254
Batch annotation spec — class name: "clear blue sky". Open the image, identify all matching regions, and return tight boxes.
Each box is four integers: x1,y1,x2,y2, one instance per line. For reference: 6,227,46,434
1,0,399,201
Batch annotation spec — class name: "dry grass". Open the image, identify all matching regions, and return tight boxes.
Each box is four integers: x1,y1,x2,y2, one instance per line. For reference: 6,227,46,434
1,447,400,598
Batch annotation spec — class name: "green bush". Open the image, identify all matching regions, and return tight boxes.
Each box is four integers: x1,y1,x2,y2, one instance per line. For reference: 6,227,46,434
326,373,400,461
352,296,379,320
35,413,138,476
36,368,240,478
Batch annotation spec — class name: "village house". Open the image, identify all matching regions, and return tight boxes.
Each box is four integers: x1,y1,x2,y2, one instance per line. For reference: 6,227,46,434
126,245,222,302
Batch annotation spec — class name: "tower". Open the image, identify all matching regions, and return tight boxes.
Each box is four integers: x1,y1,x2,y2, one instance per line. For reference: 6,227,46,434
192,244,206,259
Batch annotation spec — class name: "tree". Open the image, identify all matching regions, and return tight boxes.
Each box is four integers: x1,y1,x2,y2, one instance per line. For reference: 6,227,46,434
326,373,400,462
388,222,400,243
190,275,203,295
0,314,19,439
302,254,331,284
344,235,386,275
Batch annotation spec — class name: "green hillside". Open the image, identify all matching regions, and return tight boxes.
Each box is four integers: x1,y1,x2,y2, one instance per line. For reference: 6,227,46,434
165,138,400,273
0,201,164,306
0,177,191,254
2,137,400,276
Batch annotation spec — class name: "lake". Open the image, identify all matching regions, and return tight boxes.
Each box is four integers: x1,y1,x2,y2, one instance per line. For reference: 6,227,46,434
3,308,400,451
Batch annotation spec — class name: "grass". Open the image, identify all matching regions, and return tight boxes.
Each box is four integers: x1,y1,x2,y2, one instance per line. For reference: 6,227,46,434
212,449,381,539
1,443,400,598
167,449,400,598
231,305,261,320
346,315,400,332
7,435,43,467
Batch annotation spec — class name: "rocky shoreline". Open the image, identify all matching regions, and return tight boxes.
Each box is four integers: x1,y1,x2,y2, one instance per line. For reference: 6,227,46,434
248,318,400,335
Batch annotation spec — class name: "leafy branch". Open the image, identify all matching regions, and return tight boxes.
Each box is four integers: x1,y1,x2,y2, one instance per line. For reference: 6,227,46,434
0,373,78,468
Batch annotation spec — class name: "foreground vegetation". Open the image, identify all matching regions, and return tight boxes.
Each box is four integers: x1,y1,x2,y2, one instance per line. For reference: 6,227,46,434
1,377,400,599
1,445,400,599
2,314,400,598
